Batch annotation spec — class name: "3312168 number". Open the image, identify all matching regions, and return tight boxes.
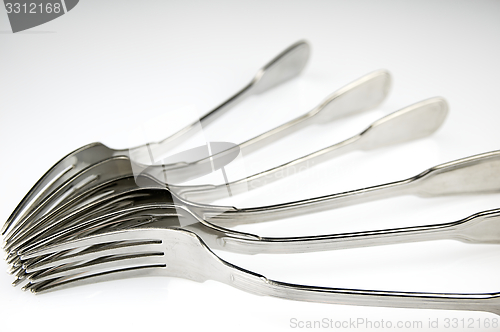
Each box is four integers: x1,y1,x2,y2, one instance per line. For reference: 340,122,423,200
5,2,62,14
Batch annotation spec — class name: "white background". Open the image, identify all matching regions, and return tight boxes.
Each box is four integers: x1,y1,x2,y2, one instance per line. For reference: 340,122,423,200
1,1,500,331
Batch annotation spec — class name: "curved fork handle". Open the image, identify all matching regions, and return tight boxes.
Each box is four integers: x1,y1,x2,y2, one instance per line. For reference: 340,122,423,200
153,40,311,154
155,70,391,186
225,268,500,316
190,228,500,316
207,208,500,255
176,97,447,203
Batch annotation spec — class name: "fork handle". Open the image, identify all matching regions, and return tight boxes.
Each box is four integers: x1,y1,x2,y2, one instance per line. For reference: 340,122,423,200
150,41,310,158
207,209,500,255
223,267,500,315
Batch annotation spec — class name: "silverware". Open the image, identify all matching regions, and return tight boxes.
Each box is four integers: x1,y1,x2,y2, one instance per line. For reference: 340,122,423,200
2,40,312,236
4,40,498,317
2,96,446,253
15,205,500,315
8,150,500,263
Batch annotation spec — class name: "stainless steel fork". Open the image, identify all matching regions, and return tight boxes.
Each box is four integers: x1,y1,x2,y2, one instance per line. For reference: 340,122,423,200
5,129,500,315
2,40,313,236
16,210,500,315
8,149,500,264
2,96,447,253
4,39,499,317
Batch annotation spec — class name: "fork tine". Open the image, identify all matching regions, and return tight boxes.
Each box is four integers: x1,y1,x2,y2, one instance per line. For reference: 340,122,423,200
5,191,151,254
16,202,178,257
6,176,139,248
29,252,166,284
3,157,134,244
7,185,171,253
2,143,115,236
11,244,148,287
25,241,162,273
25,265,166,294
7,180,172,253
20,229,162,260
8,264,22,275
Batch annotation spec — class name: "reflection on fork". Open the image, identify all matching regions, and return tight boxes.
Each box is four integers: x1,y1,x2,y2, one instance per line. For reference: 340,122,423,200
3,40,500,317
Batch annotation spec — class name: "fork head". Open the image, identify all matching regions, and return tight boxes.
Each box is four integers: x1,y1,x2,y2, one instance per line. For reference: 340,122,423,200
19,227,222,293
2,143,118,237
2,156,138,247
6,184,176,256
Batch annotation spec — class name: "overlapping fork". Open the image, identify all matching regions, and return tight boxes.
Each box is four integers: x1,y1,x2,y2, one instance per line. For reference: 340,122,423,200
9,150,500,260
3,40,500,316
1,66,395,248
12,198,500,314
3,96,447,255
6,146,500,314
2,40,310,237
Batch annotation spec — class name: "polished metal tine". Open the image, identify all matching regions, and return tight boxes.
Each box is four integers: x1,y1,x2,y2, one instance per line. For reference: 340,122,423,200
2,143,104,237
15,241,127,280
174,97,449,202
25,241,162,273
2,40,311,236
4,182,161,253
16,206,186,270
30,252,166,284
18,228,500,315
3,157,135,243
21,250,72,274
7,189,177,255
15,240,165,285
22,235,165,288
24,265,165,294
7,254,21,266
8,264,22,276
12,207,151,257
21,227,162,259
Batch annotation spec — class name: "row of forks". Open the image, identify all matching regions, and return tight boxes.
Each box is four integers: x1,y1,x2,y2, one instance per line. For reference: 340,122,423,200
3,40,499,315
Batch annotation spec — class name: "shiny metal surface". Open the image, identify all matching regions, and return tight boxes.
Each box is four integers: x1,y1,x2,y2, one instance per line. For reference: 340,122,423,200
1,96,446,252
16,224,500,315
176,97,448,202
2,39,498,317
1,40,311,237
3,148,500,316
5,150,500,259
213,150,500,225
1,69,395,244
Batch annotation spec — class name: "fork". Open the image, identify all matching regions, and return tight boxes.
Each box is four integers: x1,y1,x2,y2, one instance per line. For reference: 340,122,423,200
8,149,500,271
2,96,447,252
2,66,392,239
1,40,312,236
7,147,500,314
16,215,500,315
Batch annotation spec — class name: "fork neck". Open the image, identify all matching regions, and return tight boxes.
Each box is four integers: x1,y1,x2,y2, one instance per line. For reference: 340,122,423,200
175,134,362,204
210,177,415,225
